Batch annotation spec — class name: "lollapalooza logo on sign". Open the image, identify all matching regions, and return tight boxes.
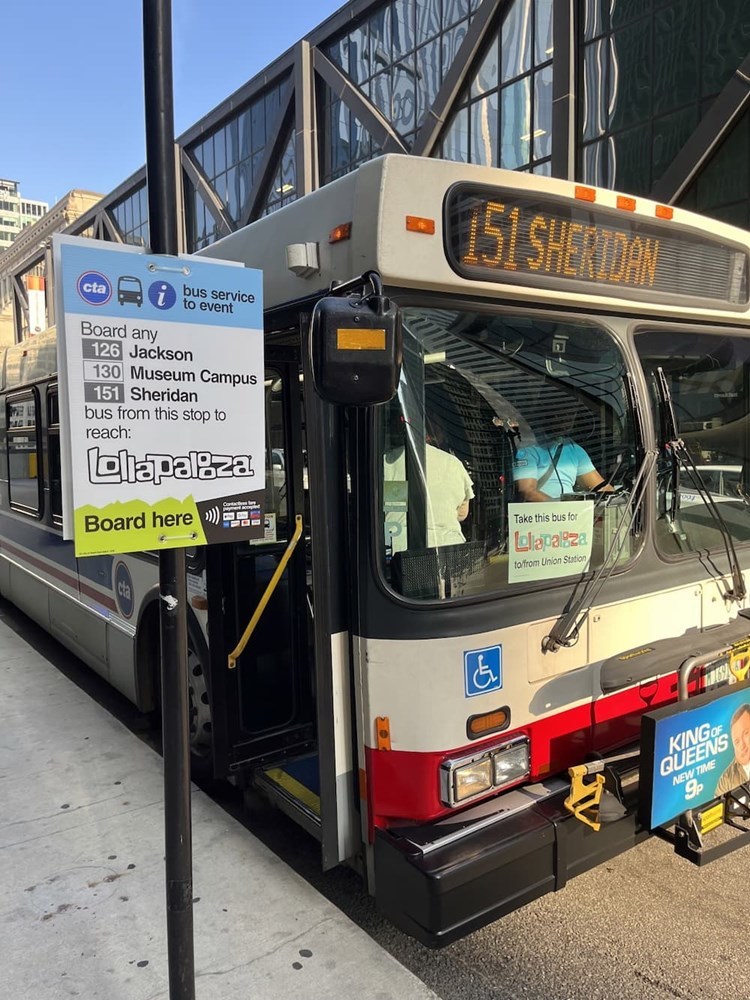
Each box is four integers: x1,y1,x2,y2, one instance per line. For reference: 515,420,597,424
86,447,255,486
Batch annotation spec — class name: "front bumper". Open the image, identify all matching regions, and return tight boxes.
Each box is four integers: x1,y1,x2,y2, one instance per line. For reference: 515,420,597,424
374,773,647,947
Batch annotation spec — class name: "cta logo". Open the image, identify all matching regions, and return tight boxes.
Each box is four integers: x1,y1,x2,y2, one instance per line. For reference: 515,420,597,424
113,560,134,619
148,280,177,310
77,271,112,306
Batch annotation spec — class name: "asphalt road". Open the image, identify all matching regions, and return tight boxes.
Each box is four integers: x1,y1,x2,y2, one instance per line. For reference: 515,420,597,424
5,597,747,1000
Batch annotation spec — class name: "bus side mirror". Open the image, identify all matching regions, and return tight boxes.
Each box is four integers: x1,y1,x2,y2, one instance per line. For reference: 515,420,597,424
309,291,402,406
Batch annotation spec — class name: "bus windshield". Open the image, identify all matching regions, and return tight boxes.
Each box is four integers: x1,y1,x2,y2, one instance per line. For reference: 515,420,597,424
379,307,638,601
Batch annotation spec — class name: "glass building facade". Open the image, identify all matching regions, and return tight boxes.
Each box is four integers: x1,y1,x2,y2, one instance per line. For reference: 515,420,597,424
7,0,750,336
580,0,750,223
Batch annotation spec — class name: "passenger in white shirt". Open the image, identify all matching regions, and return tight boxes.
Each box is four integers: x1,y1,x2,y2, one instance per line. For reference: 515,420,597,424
384,418,474,553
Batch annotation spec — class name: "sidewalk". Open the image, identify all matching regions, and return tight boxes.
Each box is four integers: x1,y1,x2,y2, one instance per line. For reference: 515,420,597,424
0,617,437,1000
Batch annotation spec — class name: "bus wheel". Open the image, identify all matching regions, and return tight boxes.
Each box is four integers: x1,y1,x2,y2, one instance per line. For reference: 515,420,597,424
187,641,213,780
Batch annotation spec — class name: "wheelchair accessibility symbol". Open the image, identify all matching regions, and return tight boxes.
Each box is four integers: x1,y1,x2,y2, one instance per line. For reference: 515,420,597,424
464,645,502,697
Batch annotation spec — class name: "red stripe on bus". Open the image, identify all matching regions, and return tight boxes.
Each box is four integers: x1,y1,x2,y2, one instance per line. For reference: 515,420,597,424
365,670,689,830
0,539,118,613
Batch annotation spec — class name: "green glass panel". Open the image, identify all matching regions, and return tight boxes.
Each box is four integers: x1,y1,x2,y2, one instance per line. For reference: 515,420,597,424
695,108,750,211
651,106,699,184
609,23,652,132
704,201,750,227
677,181,698,210
653,0,699,117
611,0,652,30
611,123,652,195
702,0,750,99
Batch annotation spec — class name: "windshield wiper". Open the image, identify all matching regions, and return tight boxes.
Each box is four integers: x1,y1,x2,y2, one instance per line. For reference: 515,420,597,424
543,446,656,653
654,367,746,603
654,368,687,542
543,374,651,652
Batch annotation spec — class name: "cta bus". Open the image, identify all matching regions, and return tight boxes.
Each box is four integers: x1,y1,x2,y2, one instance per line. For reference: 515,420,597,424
2,155,750,945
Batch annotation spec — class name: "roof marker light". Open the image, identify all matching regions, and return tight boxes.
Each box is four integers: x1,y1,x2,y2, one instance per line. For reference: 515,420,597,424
575,185,596,203
617,195,636,212
329,222,352,243
406,215,435,234
655,204,674,220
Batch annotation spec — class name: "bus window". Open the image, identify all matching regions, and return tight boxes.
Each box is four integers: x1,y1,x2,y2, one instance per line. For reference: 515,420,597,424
47,388,62,524
7,392,41,515
636,330,750,555
265,372,288,535
380,308,637,600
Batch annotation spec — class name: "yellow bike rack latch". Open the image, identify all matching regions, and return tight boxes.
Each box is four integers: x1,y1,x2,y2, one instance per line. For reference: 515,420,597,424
565,763,605,831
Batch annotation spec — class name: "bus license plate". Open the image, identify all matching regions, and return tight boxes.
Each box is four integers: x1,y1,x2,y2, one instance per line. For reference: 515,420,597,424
703,658,731,690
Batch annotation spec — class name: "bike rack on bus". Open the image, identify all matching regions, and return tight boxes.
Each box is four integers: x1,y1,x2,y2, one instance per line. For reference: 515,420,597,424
655,644,750,864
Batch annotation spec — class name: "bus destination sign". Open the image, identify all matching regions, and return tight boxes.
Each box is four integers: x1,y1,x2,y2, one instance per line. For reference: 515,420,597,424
445,185,749,308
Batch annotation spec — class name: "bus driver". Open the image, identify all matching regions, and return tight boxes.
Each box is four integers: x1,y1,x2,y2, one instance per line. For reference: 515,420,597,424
512,409,612,502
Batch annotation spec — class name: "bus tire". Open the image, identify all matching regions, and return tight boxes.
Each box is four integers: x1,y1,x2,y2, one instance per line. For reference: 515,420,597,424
186,630,214,783
139,605,215,783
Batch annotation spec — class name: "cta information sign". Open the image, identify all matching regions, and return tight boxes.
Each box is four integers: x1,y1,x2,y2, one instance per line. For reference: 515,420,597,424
54,235,264,556
507,501,594,583
640,681,750,830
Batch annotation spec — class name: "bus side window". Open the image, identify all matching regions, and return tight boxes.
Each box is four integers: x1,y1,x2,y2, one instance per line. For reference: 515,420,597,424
7,391,41,516
48,388,62,526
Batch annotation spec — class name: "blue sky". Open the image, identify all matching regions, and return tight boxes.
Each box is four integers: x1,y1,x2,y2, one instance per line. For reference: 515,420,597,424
3,1,343,208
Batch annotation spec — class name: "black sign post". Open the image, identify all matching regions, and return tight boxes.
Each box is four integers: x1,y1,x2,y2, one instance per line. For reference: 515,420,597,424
142,2,196,997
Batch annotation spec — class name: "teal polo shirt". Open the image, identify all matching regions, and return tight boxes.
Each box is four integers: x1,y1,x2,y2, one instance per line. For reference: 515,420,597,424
512,440,595,498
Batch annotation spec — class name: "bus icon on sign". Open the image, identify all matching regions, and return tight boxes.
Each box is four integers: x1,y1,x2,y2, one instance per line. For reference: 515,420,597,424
117,275,143,306
464,645,502,697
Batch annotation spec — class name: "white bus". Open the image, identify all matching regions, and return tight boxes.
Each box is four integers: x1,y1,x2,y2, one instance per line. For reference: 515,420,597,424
2,155,750,945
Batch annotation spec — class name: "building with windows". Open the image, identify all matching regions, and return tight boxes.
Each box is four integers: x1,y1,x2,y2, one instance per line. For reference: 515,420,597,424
4,0,750,339
0,189,101,345
0,179,48,253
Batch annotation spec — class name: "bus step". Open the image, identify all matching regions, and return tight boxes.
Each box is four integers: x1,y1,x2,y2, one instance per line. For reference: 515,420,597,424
254,753,322,841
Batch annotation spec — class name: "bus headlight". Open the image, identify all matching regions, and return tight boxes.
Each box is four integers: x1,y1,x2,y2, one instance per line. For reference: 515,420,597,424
440,737,530,807
452,758,493,803
492,739,530,787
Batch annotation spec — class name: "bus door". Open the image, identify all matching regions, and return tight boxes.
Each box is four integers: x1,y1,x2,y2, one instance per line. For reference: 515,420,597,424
207,350,315,778
207,341,360,867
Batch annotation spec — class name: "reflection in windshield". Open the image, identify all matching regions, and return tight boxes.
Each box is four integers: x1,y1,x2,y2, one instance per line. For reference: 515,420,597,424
380,308,637,601
636,330,750,556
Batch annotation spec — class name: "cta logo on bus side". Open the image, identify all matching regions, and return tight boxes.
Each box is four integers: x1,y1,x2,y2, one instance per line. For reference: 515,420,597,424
114,561,134,619
77,270,112,306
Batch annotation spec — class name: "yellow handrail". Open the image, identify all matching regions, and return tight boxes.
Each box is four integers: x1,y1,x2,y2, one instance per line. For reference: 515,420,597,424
227,514,304,670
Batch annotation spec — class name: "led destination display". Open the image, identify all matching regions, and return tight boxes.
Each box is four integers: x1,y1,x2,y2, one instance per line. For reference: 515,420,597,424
445,185,749,307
